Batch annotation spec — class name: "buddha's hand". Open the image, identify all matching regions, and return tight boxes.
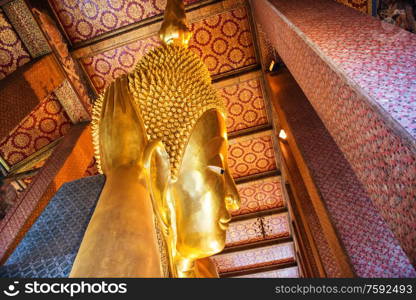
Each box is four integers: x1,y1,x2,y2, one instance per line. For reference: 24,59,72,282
98,75,146,173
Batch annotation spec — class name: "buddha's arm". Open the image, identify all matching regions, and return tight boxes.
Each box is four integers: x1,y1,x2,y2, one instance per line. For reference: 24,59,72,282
70,77,164,277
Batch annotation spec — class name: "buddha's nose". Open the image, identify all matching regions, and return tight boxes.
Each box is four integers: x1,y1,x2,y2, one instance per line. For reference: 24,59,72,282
224,170,241,212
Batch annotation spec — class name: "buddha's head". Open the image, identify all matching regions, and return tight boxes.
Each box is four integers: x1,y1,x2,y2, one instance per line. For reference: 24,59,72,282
171,108,239,259
92,45,240,274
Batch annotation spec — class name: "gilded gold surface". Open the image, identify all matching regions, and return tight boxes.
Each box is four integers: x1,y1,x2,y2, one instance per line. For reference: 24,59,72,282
72,0,240,278
71,76,164,277
159,0,192,47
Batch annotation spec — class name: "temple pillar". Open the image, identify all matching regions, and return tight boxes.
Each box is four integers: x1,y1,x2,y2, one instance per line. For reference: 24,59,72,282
0,123,93,263
267,69,416,277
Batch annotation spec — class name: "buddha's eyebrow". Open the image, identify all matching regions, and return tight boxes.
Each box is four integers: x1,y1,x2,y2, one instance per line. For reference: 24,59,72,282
205,137,226,160
208,136,226,150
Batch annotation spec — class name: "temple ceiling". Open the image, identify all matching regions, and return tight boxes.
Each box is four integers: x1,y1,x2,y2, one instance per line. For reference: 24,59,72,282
77,4,257,94
233,176,284,216
0,94,71,166
50,0,204,44
0,8,31,80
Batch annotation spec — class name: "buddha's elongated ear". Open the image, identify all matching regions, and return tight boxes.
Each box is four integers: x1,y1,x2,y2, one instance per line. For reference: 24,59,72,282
143,140,173,235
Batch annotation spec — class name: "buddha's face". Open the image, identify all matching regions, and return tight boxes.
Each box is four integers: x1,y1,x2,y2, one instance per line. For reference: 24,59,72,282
170,109,240,260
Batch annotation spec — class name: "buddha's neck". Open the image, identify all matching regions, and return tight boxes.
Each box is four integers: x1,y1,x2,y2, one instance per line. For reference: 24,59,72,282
175,255,196,278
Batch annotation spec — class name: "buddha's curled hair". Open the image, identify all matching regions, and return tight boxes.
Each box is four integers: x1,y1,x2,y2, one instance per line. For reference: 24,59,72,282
92,44,225,179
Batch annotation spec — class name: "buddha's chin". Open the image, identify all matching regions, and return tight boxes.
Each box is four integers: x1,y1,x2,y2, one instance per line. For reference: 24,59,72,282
178,237,225,260
205,239,225,256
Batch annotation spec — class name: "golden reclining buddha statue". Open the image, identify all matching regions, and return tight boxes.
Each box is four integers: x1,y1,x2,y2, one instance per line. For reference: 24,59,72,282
70,0,240,278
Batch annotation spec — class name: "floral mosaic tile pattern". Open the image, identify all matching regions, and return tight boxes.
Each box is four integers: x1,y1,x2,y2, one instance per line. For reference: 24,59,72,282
235,266,299,278
225,218,263,247
81,7,256,93
0,9,31,80
263,213,290,239
234,176,284,216
81,35,161,92
254,0,416,272
271,0,416,138
225,213,290,247
212,242,295,273
50,0,202,43
0,94,71,166
228,134,277,179
220,78,268,133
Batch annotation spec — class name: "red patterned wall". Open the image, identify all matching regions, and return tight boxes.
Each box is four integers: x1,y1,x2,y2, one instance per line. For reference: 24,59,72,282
0,93,71,166
254,0,416,275
228,134,276,179
50,0,202,43
213,242,295,273
236,266,299,278
81,35,160,92
263,213,290,239
0,9,31,80
273,71,416,277
233,176,284,216
188,7,256,75
81,7,256,93
220,78,268,133
226,218,263,247
226,213,290,247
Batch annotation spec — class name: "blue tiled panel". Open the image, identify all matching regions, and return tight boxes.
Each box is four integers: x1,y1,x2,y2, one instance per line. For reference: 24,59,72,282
0,175,105,278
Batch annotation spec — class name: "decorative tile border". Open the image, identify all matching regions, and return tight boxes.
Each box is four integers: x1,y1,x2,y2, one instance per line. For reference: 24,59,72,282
228,134,277,179
81,7,257,93
234,176,284,216
219,77,268,133
213,242,295,273
235,266,299,278
50,0,203,43
2,0,50,58
0,93,71,166
54,80,90,124
0,8,31,80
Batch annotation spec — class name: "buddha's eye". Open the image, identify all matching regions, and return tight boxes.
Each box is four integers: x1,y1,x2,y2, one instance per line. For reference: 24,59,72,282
208,166,225,175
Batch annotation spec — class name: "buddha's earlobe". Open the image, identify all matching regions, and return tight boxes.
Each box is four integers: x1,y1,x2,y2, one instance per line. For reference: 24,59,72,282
143,140,178,277
143,140,173,234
